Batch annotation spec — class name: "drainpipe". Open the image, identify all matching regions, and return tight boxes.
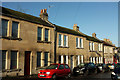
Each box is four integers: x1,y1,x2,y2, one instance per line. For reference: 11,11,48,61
103,44,105,64
54,24,57,63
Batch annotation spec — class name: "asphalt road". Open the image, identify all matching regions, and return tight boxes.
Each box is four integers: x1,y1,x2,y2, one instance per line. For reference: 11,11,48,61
2,71,112,80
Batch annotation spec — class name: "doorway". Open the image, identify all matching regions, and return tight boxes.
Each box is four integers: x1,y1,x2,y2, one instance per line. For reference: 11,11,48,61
24,51,31,76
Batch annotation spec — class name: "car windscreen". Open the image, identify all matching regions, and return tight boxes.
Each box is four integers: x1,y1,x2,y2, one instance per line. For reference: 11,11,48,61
78,63,85,67
46,64,58,69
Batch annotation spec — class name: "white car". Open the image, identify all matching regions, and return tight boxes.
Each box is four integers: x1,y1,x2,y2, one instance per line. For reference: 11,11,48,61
107,63,115,70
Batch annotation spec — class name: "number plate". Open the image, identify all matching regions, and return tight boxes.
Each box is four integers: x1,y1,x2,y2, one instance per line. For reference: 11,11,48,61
40,75,45,77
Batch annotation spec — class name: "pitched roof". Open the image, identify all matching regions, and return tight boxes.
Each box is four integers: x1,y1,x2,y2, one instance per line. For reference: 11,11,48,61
55,25,102,43
102,41,115,47
1,6,53,28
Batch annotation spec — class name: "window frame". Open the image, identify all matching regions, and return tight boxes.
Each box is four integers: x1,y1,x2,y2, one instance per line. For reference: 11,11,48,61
1,19,8,37
2,50,7,69
45,28,49,42
37,52,41,67
44,52,49,66
37,27,42,41
10,51,18,69
12,21,19,38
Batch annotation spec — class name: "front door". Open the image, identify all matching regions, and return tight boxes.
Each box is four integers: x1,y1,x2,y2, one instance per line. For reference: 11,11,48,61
24,51,31,76
70,55,73,69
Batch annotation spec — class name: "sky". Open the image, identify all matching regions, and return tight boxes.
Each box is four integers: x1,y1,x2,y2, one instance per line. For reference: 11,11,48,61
2,2,118,46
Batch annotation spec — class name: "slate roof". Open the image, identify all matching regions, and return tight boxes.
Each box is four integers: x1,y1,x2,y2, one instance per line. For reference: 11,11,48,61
102,41,115,47
55,25,102,43
1,6,53,27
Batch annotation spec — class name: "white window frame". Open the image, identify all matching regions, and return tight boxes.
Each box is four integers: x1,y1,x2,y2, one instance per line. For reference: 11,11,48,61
66,36,68,47
76,37,79,48
93,43,95,51
81,55,84,63
78,55,80,65
89,42,92,51
80,38,83,48
61,55,63,63
66,56,68,64
101,44,103,51
64,35,68,47
61,35,63,46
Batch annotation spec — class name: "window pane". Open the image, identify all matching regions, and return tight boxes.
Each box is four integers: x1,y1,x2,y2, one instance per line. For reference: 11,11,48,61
12,21,18,38
37,27,42,41
59,34,61,46
2,19,8,37
64,55,66,64
58,65,64,69
2,51,6,69
65,65,69,69
80,38,82,48
10,51,17,69
59,55,61,63
45,29,49,41
64,35,66,46
37,52,41,67
44,52,48,66
76,38,78,47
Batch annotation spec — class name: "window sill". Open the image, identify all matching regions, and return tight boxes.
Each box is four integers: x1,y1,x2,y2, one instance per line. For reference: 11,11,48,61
0,36,22,41
76,47,84,49
2,69,21,72
37,40,52,44
58,46,69,48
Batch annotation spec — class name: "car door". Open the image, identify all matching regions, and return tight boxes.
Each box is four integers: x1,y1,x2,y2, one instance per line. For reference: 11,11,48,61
64,64,71,76
57,64,65,76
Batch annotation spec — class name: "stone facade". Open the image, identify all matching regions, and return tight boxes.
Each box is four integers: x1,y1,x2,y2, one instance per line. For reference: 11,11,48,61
1,7,116,77
1,8,54,77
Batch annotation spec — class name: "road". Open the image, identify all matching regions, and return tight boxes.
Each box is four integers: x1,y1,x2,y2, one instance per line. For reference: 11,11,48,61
2,71,112,80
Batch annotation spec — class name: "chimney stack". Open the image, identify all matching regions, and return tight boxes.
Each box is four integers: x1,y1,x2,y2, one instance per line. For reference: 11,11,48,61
40,9,48,21
92,33,96,38
73,24,79,32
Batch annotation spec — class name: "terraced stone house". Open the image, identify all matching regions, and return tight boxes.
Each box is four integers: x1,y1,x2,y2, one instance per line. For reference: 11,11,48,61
1,6,116,77
1,7,55,77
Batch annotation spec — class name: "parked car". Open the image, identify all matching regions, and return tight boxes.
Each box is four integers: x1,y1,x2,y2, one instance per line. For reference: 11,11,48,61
107,63,116,71
96,63,110,73
111,63,120,80
73,63,97,76
38,63,71,80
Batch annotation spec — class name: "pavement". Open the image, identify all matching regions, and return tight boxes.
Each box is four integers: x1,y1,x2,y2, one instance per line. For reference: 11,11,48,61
1,71,113,80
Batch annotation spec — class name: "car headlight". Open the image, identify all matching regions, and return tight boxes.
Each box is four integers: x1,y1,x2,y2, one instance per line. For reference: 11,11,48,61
38,72,41,73
111,72,116,75
46,72,50,74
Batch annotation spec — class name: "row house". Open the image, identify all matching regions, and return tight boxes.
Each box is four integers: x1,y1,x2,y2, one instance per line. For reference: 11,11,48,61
1,7,55,76
54,24,105,69
102,39,115,64
87,33,103,64
1,7,116,77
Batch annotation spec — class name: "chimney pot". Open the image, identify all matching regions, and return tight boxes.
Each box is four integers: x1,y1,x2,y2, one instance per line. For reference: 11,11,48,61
73,24,79,32
92,33,96,38
40,9,48,21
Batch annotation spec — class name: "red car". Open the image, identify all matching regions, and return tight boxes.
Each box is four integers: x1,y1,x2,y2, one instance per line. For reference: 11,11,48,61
38,63,71,79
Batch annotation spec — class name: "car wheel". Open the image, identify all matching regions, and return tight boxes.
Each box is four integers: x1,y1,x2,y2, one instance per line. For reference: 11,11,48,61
102,69,105,73
94,69,97,74
52,74,56,80
65,73,71,79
